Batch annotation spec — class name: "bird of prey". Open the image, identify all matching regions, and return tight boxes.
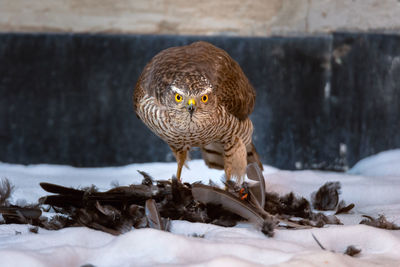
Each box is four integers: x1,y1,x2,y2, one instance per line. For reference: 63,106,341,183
133,41,262,183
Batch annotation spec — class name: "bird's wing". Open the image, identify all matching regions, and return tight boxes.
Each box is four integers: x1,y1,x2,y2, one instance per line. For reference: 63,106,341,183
201,42,256,120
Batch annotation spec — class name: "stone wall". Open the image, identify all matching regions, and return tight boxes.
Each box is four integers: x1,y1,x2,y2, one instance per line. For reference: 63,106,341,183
1,0,400,36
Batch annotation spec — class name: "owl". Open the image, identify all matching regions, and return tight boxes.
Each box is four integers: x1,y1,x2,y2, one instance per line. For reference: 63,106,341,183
133,41,263,183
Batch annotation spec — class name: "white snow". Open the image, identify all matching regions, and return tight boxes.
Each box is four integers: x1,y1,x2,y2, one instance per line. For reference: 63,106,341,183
348,149,400,176
0,151,400,267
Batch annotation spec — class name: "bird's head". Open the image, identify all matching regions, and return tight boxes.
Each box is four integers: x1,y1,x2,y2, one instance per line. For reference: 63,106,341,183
167,79,216,120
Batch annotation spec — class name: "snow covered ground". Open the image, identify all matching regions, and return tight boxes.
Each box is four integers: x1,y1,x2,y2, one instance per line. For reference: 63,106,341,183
0,149,400,267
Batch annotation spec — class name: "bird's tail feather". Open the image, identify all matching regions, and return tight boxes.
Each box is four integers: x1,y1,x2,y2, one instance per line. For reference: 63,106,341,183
201,143,225,170
201,142,263,171
246,143,264,171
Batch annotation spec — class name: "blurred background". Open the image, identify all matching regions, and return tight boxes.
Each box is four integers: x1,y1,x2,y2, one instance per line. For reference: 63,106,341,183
1,0,399,170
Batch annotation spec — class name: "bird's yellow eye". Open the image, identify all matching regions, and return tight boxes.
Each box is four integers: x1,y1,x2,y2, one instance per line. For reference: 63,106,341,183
201,94,208,103
175,93,183,103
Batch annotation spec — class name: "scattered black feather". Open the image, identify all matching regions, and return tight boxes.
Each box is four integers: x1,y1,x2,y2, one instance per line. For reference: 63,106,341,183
246,163,266,208
335,201,355,215
127,204,147,229
110,180,120,188
192,184,267,229
261,220,275,237
0,178,14,206
29,226,39,234
311,182,340,210
208,179,219,188
344,245,361,256
0,206,42,222
0,181,76,230
360,215,400,230
204,203,242,227
265,191,312,218
311,181,355,215
311,233,326,250
40,215,75,230
81,185,99,194
310,213,342,227
145,199,163,230
191,233,205,238
223,179,241,193
138,171,154,186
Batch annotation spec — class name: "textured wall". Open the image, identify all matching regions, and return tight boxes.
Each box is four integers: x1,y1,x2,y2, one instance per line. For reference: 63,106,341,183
1,33,399,169
1,0,400,36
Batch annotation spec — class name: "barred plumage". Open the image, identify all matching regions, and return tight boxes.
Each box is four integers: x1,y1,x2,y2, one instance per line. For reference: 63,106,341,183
133,41,263,183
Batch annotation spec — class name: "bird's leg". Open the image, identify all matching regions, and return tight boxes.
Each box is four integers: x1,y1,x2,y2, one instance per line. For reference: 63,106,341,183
172,148,187,183
223,136,247,186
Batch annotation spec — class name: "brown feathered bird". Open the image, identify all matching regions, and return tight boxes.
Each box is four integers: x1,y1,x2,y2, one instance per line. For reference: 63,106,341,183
133,41,263,183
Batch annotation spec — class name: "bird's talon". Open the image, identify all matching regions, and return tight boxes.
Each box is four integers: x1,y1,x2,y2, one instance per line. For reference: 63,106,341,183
239,187,248,200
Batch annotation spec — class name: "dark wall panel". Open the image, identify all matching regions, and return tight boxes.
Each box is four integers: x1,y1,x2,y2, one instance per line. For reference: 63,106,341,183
331,33,400,168
0,33,399,169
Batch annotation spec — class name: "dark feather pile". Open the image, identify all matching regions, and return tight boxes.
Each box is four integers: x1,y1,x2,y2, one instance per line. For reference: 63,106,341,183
344,245,362,257
37,176,248,235
311,181,355,215
263,190,342,228
311,182,340,210
360,215,400,230
0,178,14,206
0,178,43,225
0,167,355,237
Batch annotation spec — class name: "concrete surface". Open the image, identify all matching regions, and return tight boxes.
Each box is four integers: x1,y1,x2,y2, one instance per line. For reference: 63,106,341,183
1,0,400,36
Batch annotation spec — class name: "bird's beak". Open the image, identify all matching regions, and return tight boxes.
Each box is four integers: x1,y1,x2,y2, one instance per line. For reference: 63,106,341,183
187,98,196,116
